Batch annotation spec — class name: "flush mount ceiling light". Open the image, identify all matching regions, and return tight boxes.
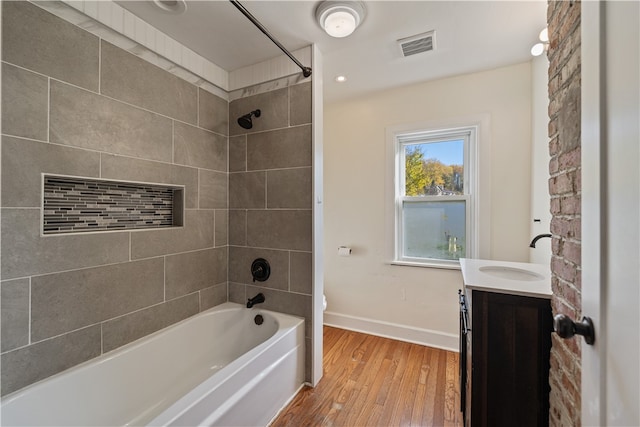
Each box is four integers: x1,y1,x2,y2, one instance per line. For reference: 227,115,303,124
152,0,187,14
315,1,366,38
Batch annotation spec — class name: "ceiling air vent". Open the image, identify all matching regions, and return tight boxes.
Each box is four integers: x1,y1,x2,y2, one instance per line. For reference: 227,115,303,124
398,31,435,57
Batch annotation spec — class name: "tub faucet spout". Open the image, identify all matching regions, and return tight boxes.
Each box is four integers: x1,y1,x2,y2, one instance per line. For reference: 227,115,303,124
529,233,552,248
247,293,265,308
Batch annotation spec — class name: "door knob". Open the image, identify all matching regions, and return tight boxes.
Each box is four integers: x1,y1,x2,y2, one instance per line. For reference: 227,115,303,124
553,314,595,345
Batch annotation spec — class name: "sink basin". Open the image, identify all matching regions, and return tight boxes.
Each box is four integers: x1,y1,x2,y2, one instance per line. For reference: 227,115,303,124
478,266,545,281
460,258,551,298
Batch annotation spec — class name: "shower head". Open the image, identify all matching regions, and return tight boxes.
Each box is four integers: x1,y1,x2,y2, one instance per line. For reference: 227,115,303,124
237,109,261,130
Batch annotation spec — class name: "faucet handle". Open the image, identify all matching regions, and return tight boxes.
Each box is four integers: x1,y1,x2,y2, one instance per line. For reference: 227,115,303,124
251,258,270,282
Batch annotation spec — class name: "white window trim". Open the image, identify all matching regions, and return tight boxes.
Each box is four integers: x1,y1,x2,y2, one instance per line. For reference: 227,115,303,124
384,115,492,270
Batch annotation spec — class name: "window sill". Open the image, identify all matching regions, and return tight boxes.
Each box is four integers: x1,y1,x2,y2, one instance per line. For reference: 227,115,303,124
390,260,462,271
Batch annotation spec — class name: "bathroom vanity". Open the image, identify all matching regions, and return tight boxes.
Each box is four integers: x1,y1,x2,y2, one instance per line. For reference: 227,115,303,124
459,259,552,427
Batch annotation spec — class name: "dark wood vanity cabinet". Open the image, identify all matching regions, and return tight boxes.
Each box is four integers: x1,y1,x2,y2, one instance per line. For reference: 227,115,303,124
461,290,552,427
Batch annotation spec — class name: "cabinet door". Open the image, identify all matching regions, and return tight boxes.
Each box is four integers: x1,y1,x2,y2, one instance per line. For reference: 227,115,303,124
465,332,472,427
471,291,552,427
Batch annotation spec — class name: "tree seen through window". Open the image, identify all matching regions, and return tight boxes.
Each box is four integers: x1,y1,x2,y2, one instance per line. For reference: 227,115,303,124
404,140,464,196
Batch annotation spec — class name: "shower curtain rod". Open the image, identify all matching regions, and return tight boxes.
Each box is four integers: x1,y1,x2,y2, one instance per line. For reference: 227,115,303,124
229,0,312,78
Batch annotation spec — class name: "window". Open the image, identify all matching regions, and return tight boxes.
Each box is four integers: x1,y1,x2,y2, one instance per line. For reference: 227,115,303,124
392,126,478,268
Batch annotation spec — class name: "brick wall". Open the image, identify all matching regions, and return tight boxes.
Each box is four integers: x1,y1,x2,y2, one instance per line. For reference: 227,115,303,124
547,1,582,425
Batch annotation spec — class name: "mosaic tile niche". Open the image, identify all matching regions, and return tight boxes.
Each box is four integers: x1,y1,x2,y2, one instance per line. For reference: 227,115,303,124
43,175,184,234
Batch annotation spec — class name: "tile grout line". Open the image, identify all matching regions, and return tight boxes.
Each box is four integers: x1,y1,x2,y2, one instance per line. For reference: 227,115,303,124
1,134,227,174
244,135,248,172
21,256,166,281
287,86,291,128
229,165,312,174
264,170,268,209
98,38,102,94
163,256,167,302
244,209,248,245
47,77,51,142
28,277,32,345
288,251,291,292
59,141,224,174
229,122,311,139
212,208,218,249
14,290,199,354
171,120,175,164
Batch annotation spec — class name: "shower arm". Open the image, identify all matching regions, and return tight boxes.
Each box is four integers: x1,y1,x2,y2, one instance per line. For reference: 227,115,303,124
229,0,312,78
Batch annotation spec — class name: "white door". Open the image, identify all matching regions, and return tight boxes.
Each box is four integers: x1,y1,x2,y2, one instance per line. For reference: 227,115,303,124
581,1,640,425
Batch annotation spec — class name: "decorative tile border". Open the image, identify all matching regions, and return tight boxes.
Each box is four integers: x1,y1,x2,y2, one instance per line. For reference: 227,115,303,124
43,175,184,234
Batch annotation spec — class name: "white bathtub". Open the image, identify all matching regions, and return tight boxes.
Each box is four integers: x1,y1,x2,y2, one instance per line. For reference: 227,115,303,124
0,302,305,426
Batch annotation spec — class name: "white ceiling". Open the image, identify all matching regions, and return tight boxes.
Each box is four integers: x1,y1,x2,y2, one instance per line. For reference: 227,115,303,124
115,0,547,103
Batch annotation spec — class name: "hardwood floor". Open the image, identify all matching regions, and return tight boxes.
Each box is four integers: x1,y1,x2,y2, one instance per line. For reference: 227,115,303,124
271,326,461,427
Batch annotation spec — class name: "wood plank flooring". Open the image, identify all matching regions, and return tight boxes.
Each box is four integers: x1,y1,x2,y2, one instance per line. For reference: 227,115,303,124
271,326,461,427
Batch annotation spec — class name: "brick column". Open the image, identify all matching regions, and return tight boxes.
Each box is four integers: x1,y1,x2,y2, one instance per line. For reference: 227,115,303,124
547,1,582,425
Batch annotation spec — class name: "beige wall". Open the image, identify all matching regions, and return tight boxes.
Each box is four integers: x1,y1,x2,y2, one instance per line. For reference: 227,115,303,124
323,62,533,345
530,54,552,265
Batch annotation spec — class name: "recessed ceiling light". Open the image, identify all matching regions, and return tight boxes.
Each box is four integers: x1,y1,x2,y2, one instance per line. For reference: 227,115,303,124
152,0,187,14
530,43,545,56
539,28,549,43
335,75,348,83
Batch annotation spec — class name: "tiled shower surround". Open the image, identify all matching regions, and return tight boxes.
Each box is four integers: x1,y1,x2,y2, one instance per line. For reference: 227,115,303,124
227,81,313,379
0,1,314,396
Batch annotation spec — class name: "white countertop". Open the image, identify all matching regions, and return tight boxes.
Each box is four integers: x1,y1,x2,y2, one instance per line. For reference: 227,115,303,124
460,258,552,299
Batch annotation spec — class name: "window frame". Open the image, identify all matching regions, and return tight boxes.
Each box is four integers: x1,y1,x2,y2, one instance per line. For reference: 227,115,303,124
387,122,484,269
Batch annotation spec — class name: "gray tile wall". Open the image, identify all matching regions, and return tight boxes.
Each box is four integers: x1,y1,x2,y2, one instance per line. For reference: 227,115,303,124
228,81,313,381
1,0,315,396
0,1,229,396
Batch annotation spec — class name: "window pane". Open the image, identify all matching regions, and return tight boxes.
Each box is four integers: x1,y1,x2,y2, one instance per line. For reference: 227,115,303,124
402,200,466,260
404,140,464,196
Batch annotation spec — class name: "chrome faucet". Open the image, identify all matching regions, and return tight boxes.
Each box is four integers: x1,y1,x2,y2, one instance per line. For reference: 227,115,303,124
246,293,265,308
529,233,552,248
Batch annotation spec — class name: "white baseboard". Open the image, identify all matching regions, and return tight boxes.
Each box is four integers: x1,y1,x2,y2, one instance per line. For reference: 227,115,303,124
323,311,459,352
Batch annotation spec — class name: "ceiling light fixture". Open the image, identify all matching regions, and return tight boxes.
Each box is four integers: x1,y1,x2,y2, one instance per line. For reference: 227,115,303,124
152,0,187,14
335,75,347,83
315,1,366,38
531,27,549,57
538,28,549,43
